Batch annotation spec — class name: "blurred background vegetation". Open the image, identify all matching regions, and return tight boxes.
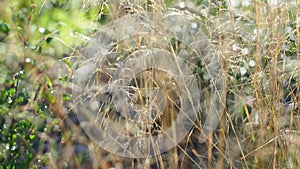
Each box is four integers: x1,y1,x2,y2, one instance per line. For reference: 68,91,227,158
0,0,299,168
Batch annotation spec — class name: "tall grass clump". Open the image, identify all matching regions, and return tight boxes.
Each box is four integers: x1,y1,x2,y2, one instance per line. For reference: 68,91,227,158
0,0,299,169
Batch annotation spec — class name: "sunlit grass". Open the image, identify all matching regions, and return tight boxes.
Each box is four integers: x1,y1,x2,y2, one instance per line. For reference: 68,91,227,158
0,0,299,169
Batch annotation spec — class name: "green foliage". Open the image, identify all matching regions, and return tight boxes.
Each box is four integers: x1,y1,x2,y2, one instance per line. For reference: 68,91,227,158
0,65,35,168
0,23,9,34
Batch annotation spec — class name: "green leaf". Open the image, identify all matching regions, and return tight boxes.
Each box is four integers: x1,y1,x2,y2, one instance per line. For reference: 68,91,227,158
29,134,35,140
8,88,16,96
61,58,72,68
0,23,9,34
47,94,55,104
63,94,71,101
46,37,53,43
0,90,8,103
45,76,52,88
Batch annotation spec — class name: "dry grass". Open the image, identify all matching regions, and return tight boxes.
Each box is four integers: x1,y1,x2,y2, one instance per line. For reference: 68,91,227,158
2,0,298,169
47,1,299,169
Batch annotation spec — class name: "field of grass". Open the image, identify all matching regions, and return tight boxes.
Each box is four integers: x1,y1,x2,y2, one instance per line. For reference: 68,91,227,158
0,0,299,169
